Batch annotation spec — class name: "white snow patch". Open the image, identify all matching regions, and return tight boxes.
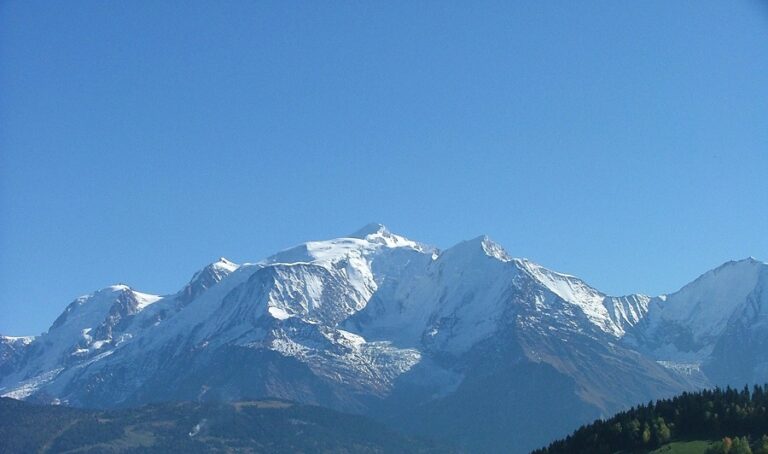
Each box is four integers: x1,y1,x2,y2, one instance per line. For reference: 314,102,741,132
133,291,162,310
1,368,64,399
656,360,702,376
268,306,292,320
0,336,35,345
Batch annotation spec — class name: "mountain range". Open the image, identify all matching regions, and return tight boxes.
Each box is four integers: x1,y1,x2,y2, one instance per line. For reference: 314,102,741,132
1,224,766,452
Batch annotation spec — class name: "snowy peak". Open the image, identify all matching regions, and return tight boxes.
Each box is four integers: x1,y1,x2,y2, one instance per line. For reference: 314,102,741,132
656,257,766,329
347,223,431,252
438,235,510,265
266,225,431,268
348,222,389,239
180,257,240,304
479,235,511,261
212,257,239,273
513,259,654,337
50,285,133,332
265,239,372,267
190,257,239,283
694,256,765,283
408,236,647,339
48,285,161,340
629,257,768,361
0,285,164,379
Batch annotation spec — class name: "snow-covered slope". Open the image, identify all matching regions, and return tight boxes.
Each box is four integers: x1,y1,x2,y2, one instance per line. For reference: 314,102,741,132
0,225,435,407
626,258,766,359
348,235,651,355
0,225,763,453
625,257,768,385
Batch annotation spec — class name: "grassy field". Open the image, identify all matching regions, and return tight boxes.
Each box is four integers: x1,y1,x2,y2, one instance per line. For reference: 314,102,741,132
650,440,714,454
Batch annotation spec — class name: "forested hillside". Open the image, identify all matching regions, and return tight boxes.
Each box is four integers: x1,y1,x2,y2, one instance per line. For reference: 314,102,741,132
0,398,451,453
533,385,768,454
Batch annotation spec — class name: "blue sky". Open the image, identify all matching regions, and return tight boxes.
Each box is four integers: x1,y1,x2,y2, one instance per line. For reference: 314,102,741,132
1,1,767,335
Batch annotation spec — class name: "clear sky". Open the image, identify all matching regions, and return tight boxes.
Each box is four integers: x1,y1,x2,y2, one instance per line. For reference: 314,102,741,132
1,1,767,335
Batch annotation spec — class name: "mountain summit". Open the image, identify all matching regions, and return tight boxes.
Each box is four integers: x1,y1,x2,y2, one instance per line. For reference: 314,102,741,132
1,226,765,453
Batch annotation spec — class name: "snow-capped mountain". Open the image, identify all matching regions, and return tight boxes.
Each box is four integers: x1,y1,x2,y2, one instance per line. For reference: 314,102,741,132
1,224,765,452
625,257,768,387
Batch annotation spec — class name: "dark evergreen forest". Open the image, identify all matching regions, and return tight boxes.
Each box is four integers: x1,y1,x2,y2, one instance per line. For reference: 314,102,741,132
533,385,768,454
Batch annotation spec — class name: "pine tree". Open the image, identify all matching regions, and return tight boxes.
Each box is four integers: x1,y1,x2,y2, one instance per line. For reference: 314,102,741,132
731,436,752,454
755,435,768,454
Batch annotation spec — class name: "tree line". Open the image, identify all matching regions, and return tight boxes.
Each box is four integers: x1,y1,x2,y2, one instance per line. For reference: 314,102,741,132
533,384,768,453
